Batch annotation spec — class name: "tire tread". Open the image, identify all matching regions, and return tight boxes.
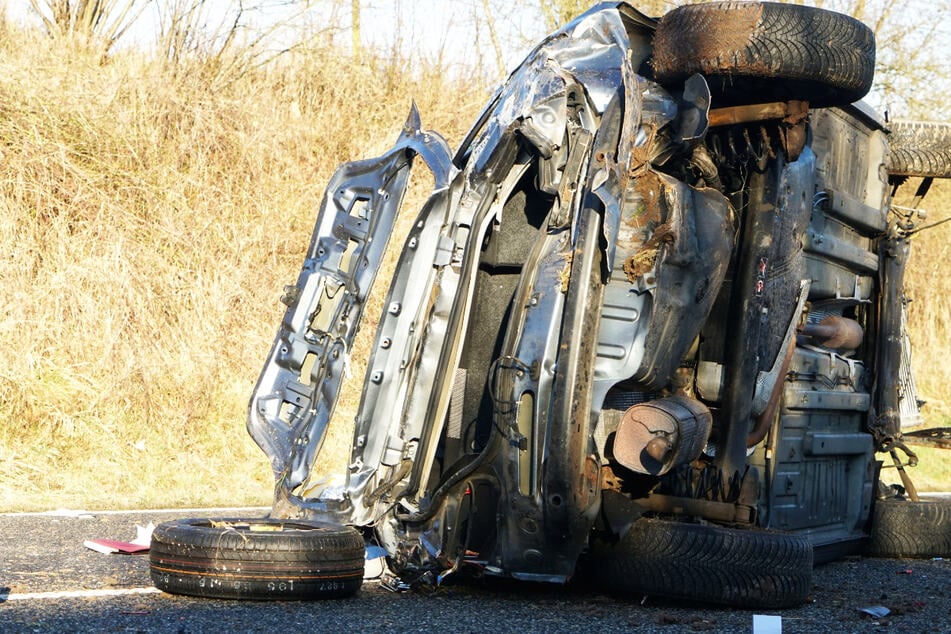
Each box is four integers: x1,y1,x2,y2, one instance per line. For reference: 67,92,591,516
652,1,874,107
888,121,951,178
590,518,813,609
866,498,951,558
149,517,365,600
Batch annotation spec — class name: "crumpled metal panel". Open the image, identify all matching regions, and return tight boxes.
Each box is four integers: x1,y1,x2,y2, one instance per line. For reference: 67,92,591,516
338,4,656,537
246,106,453,504
594,170,734,395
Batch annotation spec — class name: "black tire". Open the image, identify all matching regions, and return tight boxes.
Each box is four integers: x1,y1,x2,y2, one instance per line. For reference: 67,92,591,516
866,498,951,558
149,517,365,600
589,518,813,609
652,2,875,108
887,121,951,178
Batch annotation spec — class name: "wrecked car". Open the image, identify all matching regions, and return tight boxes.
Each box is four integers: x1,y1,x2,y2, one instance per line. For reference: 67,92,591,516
149,1,951,608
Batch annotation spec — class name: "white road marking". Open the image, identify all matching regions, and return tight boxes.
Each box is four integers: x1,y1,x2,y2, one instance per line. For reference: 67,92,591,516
0,506,270,518
1,587,163,602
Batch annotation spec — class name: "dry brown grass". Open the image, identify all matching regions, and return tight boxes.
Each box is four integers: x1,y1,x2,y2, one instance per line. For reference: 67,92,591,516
901,180,951,426
1,11,948,513
880,179,951,492
0,17,487,511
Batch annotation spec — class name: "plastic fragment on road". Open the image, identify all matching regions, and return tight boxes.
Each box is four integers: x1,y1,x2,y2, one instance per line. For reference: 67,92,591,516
83,522,154,554
858,606,891,618
753,614,782,633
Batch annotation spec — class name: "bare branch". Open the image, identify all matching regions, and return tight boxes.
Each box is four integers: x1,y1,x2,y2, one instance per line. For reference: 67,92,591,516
27,0,152,55
480,0,504,77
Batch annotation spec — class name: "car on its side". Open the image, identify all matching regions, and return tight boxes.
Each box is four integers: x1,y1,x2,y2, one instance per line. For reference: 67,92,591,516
149,1,951,608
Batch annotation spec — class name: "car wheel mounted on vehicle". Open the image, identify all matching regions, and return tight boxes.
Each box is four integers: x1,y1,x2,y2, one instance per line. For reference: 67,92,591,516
887,121,951,178
865,498,951,558
589,517,814,609
149,518,365,600
652,1,875,107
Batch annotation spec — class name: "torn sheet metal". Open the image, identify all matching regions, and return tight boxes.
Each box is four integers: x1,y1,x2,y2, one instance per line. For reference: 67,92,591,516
246,106,453,501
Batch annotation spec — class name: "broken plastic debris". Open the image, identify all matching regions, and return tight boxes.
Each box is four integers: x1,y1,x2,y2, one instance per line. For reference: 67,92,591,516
83,522,154,554
858,606,891,618
753,614,782,634
380,572,411,592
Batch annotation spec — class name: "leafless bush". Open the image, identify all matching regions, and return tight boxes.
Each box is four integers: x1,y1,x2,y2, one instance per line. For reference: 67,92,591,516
28,0,149,55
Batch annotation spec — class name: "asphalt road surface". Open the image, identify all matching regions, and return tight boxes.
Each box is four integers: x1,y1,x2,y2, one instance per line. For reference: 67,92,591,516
1,508,948,633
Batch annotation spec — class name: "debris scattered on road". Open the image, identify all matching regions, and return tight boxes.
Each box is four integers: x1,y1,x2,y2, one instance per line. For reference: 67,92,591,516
753,614,782,633
380,573,411,593
858,605,891,618
83,522,154,554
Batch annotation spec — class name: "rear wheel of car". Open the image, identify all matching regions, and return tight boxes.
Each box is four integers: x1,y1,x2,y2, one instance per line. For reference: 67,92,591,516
590,517,813,608
887,121,951,178
652,1,875,107
149,517,365,600
866,498,951,558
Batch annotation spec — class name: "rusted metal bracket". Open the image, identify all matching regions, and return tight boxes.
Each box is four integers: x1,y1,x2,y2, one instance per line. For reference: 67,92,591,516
708,100,808,127
638,493,756,525
901,427,951,450
889,448,920,502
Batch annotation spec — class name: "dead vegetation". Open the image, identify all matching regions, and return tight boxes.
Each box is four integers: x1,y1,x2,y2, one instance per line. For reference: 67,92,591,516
0,9,487,511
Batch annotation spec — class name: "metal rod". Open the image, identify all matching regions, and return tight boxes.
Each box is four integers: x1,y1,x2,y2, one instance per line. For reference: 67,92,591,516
889,449,919,502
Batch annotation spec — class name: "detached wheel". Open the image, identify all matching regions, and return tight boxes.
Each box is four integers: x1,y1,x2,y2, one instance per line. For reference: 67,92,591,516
887,121,951,178
590,517,813,609
653,1,875,107
866,498,951,558
149,518,365,600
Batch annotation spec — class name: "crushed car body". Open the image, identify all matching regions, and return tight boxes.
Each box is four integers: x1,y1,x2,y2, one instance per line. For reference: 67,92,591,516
151,1,951,607
249,3,683,583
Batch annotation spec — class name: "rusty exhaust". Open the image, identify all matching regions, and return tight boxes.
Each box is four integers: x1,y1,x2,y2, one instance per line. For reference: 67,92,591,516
613,396,712,476
801,315,864,350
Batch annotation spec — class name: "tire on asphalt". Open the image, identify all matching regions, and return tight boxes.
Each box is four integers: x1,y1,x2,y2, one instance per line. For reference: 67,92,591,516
887,121,951,178
589,517,814,609
865,497,951,558
652,1,875,107
149,517,365,600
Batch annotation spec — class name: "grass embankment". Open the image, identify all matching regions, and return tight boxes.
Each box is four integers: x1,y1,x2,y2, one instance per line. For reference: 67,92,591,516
0,17,947,513
884,180,951,492
0,20,487,511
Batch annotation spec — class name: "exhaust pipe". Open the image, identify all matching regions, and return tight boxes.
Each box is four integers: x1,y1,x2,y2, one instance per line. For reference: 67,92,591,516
613,396,712,476
800,315,863,350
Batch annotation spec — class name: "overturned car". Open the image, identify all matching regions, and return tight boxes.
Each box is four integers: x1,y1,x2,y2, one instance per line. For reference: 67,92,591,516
150,1,951,608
